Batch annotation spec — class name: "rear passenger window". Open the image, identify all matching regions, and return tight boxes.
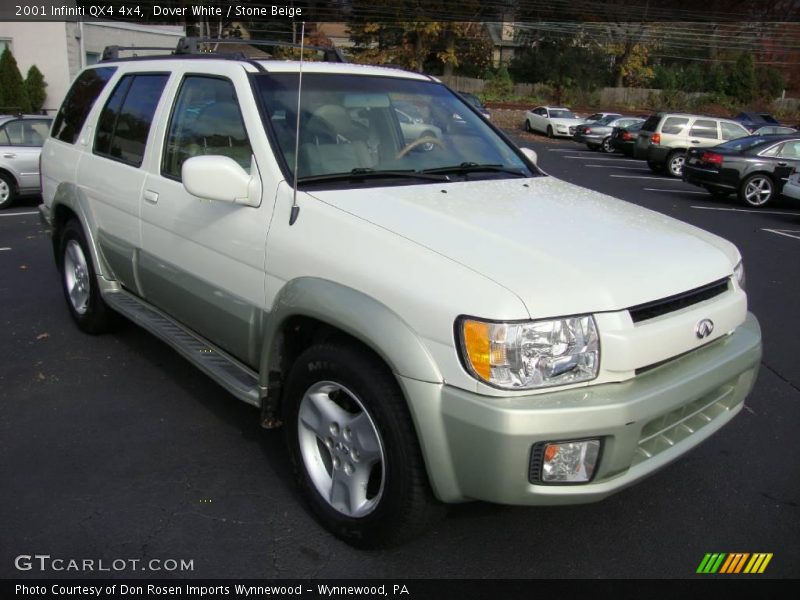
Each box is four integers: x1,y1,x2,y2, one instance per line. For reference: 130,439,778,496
721,121,748,141
52,67,116,144
661,117,689,135
689,119,719,139
162,76,252,180
94,73,169,167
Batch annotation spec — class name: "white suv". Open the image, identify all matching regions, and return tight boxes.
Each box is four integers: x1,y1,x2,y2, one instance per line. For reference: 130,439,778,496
40,41,762,547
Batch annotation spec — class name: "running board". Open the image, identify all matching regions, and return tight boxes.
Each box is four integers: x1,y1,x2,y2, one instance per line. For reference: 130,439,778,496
104,290,261,407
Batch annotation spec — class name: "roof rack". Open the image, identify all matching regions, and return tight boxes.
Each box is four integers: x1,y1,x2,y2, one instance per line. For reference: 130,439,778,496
100,37,347,64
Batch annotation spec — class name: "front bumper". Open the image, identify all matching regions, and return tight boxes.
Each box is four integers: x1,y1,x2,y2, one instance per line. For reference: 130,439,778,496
401,312,761,504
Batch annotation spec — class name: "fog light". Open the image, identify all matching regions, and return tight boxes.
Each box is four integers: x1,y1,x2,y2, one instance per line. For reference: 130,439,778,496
540,439,600,483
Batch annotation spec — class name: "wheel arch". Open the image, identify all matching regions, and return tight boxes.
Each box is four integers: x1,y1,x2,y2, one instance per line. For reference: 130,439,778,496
260,277,443,393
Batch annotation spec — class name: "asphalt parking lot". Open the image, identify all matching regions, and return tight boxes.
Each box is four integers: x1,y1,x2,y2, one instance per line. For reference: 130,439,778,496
1,131,799,579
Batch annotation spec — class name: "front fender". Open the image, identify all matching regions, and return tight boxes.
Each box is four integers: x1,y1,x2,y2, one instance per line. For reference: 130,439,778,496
260,277,443,386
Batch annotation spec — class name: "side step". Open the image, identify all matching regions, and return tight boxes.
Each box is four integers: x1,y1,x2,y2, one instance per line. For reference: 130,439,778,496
104,290,261,407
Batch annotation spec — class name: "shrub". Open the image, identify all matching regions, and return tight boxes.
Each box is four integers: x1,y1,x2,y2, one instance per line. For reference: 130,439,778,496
0,47,32,114
24,65,47,113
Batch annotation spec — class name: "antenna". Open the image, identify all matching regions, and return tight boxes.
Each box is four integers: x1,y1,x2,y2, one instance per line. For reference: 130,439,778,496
289,22,306,226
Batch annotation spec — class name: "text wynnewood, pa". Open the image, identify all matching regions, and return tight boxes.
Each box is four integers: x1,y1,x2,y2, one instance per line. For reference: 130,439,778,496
16,584,412,597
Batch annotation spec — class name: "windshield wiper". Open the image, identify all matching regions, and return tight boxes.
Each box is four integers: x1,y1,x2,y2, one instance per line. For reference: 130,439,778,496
422,162,528,177
297,168,449,184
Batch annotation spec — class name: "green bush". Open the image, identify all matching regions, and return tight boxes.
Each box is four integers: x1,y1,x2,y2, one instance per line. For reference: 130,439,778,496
0,47,32,114
726,53,757,104
24,65,47,113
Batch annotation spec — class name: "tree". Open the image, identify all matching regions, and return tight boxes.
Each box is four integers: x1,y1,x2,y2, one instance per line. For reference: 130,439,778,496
0,47,31,114
24,65,47,113
758,66,784,99
726,53,757,103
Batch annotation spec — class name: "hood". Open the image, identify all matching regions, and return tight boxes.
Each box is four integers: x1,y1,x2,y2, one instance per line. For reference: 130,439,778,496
550,117,584,127
307,177,738,318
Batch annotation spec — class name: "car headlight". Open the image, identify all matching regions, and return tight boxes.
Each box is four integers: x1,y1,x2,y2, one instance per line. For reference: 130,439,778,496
734,259,746,291
458,316,599,390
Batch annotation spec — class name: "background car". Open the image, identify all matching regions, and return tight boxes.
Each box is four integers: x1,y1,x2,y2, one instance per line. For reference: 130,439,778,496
524,106,585,138
457,91,491,119
573,115,645,152
610,121,645,156
0,114,52,209
394,107,443,151
583,112,622,123
734,111,780,133
752,125,797,135
634,112,751,177
682,134,800,206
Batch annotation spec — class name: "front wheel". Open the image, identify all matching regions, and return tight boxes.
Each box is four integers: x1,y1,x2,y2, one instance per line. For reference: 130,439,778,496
58,220,114,334
284,342,443,547
546,125,554,138
524,120,532,132
739,174,774,207
0,172,17,210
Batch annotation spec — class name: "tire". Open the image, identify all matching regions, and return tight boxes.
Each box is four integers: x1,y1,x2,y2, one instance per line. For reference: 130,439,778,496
600,136,614,153
58,220,114,334
524,119,532,132
0,172,17,210
666,150,686,178
739,173,774,207
546,125,554,138
284,342,443,548
647,160,665,173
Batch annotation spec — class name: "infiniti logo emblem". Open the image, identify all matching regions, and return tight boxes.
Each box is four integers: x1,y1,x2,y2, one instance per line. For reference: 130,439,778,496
695,319,714,339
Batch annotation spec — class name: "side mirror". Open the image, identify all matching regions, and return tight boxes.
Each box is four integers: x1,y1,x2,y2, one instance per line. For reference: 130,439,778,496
520,147,538,165
182,155,261,207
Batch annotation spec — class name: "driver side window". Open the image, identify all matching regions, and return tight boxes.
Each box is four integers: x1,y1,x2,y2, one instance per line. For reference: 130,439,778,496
162,76,252,180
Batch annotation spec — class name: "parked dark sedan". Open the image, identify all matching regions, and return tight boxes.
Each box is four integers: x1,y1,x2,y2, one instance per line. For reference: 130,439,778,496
573,115,644,152
733,111,780,133
682,134,800,206
610,121,644,156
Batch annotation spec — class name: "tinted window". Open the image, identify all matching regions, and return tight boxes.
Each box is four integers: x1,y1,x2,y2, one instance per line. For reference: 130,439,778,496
720,121,749,141
689,119,718,139
52,67,116,144
661,117,689,135
1,119,51,146
94,74,168,167
549,109,576,119
162,76,252,180
641,115,660,132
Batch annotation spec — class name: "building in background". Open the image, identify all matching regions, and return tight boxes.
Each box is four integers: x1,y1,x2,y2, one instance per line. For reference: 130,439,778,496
0,22,185,112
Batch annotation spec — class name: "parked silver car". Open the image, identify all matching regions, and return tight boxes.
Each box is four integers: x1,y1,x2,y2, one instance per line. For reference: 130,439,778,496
0,115,52,209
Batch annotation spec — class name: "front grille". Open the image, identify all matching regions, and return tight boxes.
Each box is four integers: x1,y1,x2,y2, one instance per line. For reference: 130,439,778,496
632,381,741,467
569,126,576,135
628,279,729,324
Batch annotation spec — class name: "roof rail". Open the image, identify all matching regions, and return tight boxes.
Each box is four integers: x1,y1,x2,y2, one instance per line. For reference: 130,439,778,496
174,37,348,63
101,45,177,61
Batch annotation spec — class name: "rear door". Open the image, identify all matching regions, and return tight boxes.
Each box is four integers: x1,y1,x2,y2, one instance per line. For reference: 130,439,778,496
773,139,800,190
0,118,51,191
687,119,720,150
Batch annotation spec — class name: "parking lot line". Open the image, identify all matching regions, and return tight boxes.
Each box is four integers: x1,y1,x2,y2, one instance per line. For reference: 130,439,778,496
563,156,642,162
586,165,651,171
0,211,38,217
610,174,676,181
643,188,710,195
547,148,595,153
762,228,800,240
691,206,800,216
0,247,11,251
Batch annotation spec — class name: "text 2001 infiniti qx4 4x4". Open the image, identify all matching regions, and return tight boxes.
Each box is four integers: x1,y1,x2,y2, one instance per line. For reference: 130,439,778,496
39,41,761,547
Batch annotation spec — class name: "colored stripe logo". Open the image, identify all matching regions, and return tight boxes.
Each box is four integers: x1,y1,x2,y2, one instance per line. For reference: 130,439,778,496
696,553,773,574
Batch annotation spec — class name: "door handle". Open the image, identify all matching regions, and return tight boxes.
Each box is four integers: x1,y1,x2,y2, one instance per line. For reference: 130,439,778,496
3,153,15,158
143,190,159,204
777,162,788,167
690,140,701,144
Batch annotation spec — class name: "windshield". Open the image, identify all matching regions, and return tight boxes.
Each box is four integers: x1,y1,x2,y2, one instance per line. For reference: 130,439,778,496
548,109,576,119
254,73,533,187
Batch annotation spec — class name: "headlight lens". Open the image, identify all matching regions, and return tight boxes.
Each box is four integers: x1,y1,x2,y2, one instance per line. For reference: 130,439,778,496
459,316,599,390
734,260,746,291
